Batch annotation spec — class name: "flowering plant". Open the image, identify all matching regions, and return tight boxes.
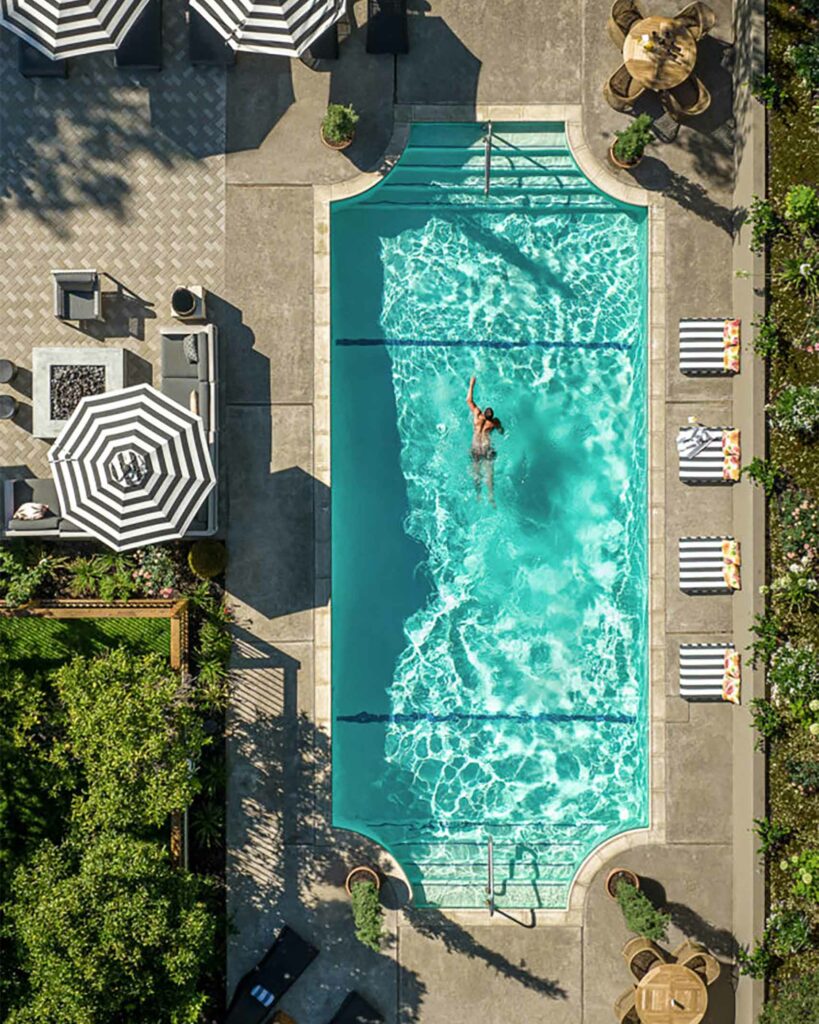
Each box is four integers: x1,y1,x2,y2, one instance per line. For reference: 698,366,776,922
764,555,819,613
133,546,178,598
775,488,819,564
768,385,819,438
779,850,819,903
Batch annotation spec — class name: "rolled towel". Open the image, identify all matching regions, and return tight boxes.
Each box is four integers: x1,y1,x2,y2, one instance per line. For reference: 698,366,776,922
677,425,720,460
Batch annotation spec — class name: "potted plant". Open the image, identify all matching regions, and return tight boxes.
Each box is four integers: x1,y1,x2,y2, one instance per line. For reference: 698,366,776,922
609,114,654,170
320,103,359,151
605,866,640,898
345,866,383,952
614,877,670,942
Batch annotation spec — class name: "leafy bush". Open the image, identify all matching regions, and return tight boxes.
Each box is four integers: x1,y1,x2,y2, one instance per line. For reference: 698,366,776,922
766,909,813,958
737,941,778,979
350,878,383,952
0,548,63,608
768,385,819,438
55,648,206,830
780,850,819,903
774,489,819,564
760,972,819,1024
784,184,819,233
743,456,784,495
191,798,224,850
748,195,782,253
752,817,792,861
786,757,819,794
777,257,819,298
769,642,819,702
6,832,214,1024
134,546,179,597
752,314,787,360
321,103,359,145
749,612,784,669
751,73,785,110
188,540,227,580
786,39,819,92
615,878,669,942
749,698,786,746
612,114,654,165
766,557,819,614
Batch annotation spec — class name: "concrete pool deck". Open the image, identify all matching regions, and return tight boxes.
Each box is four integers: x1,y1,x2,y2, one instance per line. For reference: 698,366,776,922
0,0,764,1020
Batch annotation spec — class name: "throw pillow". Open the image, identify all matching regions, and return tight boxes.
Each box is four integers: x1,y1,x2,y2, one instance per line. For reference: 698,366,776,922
183,333,199,364
12,501,50,521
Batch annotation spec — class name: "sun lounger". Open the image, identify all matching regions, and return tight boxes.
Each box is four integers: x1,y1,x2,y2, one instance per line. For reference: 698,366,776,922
225,926,318,1024
116,0,162,69
328,992,385,1024
366,0,409,54
678,536,741,594
19,40,67,77
677,425,740,483
679,318,740,375
679,643,740,702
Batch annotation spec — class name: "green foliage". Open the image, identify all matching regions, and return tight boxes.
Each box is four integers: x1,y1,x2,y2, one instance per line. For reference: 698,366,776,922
6,832,214,1024
766,558,819,614
774,489,819,564
748,611,784,669
614,879,669,942
737,941,778,979
749,698,786,746
350,878,383,952
187,540,228,580
191,798,224,850
768,385,819,438
786,39,819,92
753,817,792,861
134,546,179,597
751,72,786,109
612,114,654,165
54,648,205,830
784,184,819,233
753,314,787,360
749,195,782,253
760,972,819,1024
780,850,819,903
777,257,819,298
785,757,819,794
766,910,813,958
742,456,783,495
321,103,359,144
0,547,63,608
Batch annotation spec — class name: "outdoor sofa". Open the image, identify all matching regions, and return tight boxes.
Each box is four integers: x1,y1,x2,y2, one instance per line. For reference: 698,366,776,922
2,477,88,538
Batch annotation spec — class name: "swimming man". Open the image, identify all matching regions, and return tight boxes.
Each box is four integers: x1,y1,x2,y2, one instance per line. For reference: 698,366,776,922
466,375,503,504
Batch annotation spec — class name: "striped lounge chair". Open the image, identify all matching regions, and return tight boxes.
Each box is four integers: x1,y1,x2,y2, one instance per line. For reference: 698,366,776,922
679,536,740,594
677,426,740,484
679,318,738,375
679,643,739,702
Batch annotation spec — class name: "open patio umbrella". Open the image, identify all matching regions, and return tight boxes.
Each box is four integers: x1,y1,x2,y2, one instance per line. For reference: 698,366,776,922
189,0,344,56
0,0,151,59
48,384,216,552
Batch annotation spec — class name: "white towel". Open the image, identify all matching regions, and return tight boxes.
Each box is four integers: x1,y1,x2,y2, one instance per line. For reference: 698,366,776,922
677,425,720,460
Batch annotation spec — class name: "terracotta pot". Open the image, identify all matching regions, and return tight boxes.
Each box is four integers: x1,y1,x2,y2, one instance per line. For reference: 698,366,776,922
320,127,354,151
608,143,642,170
345,865,381,895
605,867,640,899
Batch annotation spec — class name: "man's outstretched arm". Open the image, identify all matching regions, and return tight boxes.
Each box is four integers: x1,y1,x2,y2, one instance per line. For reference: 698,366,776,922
466,375,480,414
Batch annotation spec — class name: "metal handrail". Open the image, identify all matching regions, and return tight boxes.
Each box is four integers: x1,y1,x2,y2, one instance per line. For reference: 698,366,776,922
483,120,493,196
486,835,495,916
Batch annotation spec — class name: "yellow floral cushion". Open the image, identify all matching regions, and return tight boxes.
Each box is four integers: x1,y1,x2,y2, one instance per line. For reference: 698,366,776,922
723,319,741,373
723,650,741,704
722,429,741,481
722,539,741,590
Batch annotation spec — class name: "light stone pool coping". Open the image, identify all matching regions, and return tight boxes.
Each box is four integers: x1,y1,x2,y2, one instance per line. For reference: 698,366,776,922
313,104,666,927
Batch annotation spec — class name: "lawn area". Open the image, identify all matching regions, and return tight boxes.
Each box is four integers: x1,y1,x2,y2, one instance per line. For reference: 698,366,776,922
0,616,170,671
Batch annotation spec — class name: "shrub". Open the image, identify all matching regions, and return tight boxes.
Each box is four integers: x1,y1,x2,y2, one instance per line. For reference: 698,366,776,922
0,548,63,609
188,540,228,580
760,972,819,1024
780,850,819,903
321,104,359,145
774,489,819,565
350,878,383,952
768,642,819,705
752,314,787,360
766,557,819,614
612,114,654,166
786,758,819,794
752,817,792,861
191,798,224,850
91,553,137,602
615,879,669,942
748,195,782,253
786,39,819,92
768,385,819,438
749,698,786,746
777,257,819,298
6,832,214,1024
766,909,813,958
748,611,784,669
737,941,777,979
742,456,783,495
784,184,819,233
134,546,179,597
751,73,785,110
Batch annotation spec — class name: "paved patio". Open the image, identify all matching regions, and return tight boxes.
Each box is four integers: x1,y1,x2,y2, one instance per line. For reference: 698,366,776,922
0,0,762,1021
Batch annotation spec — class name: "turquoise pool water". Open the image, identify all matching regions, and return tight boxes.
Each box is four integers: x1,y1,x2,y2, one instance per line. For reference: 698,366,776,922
331,123,648,908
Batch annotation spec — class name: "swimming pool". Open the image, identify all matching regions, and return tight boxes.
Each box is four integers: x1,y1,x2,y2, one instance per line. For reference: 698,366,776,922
330,123,648,908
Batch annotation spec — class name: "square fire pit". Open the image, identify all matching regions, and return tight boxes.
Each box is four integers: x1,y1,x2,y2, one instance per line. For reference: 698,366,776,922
32,347,127,438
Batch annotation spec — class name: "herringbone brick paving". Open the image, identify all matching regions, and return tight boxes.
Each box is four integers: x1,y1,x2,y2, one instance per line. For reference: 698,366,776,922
0,1,226,480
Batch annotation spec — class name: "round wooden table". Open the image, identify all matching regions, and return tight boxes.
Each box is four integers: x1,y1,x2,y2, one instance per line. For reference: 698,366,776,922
623,16,697,90
636,963,708,1024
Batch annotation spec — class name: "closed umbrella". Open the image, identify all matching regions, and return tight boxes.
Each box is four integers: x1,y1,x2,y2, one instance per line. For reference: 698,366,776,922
0,0,152,59
189,0,344,57
48,384,216,552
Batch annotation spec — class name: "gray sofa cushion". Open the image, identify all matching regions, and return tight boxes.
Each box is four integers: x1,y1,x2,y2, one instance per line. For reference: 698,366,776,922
14,478,61,513
197,382,211,434
8,515,61,532
161,377,198,412
161,331,210,381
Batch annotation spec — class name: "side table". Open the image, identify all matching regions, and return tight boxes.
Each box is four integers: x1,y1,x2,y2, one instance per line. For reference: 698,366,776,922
0,359,16,384
0,394,18,420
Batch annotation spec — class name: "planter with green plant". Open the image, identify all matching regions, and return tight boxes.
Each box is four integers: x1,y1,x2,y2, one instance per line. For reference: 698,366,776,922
604,866,639,898
614,877,670,942
345,866,383,952
320,104,359,150
609,114,654,169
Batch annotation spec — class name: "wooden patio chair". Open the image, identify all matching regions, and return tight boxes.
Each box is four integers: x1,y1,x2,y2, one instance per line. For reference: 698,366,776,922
613,986,640,1024
663,74,711,118
603,64,646,113
607,0,644,46
672,940,721,985
674,1,716,40
622,936,666,982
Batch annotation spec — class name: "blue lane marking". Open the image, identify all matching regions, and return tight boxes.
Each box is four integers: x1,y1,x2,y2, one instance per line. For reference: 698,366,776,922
336,710,637,725
335,337,633,351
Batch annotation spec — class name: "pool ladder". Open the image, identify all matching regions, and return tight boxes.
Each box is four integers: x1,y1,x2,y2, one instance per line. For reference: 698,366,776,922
486,835,496,916
483,120,493,196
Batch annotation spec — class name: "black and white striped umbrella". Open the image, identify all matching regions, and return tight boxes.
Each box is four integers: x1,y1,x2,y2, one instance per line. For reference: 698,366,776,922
189,0,344,56
0,0,151,59
48,384,216,552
